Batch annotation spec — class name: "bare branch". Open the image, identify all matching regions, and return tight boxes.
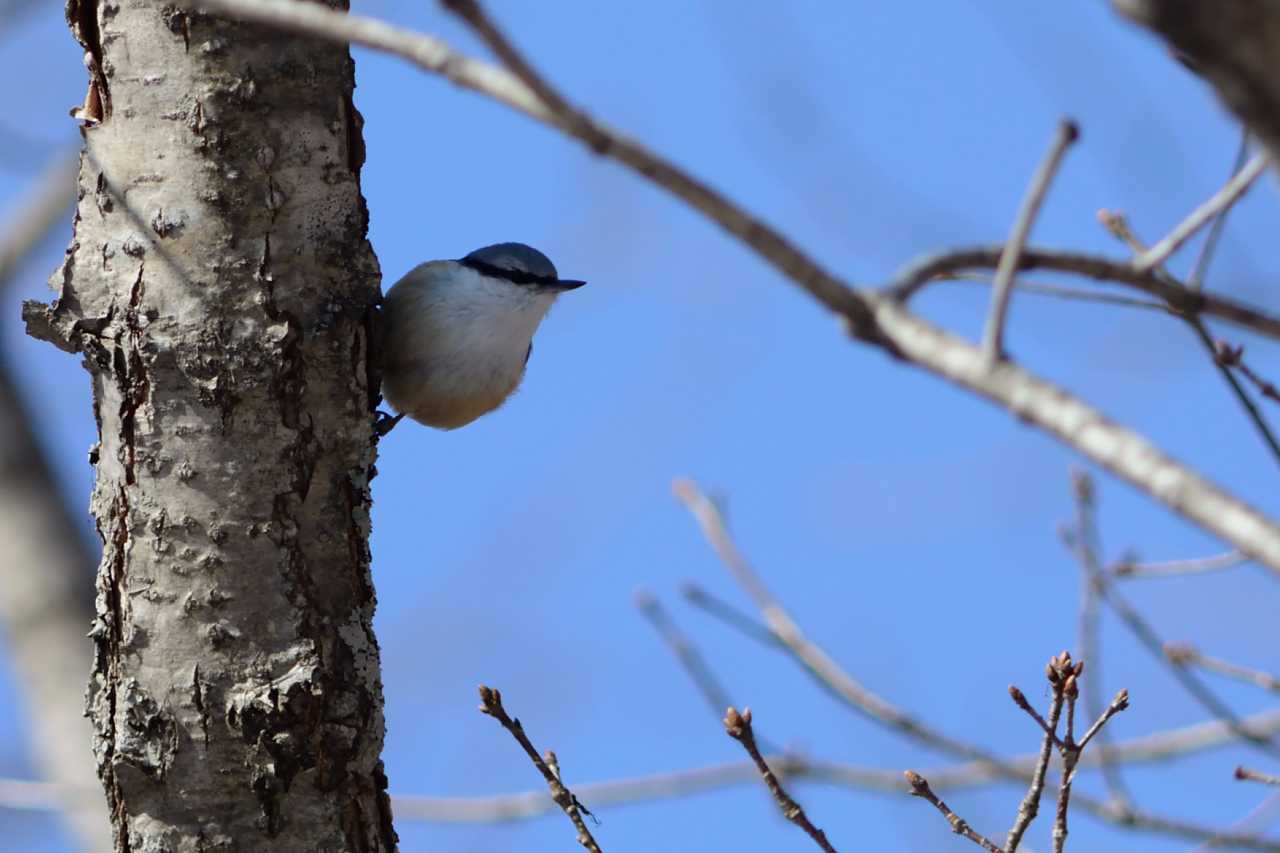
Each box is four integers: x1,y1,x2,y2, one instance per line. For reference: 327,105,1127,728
672,477,1280,845
1111,550,1248,578
1065,474,1132,808
1189,131,1253,290
1237,767,1280,787
983,119,1079,362
1050,654,1087,853
635,589,784,753
383,704,1280,821
906,771,1003,852
1165,644,1280,695
1134,152,1269,271
948,272,1170,313
887,245,1280,340
1095,211,1280,471
1006,684,1065,851
477,686,603,852
724,707,838,853
1008,685,1063,747
673,477,1012,764
1066,472,1280,757
1079,691,1132,752
680,582,783,649
1216,341,1280,407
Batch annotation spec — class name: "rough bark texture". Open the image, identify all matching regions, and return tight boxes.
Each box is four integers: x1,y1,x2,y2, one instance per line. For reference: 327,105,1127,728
24,1,395,850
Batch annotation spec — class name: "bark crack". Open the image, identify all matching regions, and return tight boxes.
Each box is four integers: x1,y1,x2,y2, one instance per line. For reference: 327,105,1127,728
117,261,148,486
192,665,210,748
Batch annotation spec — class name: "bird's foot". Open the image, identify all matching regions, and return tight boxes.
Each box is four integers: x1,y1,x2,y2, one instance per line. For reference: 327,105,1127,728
374,410,405,437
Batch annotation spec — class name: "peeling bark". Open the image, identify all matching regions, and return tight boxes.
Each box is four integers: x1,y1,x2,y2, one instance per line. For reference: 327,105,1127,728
24,1,395,850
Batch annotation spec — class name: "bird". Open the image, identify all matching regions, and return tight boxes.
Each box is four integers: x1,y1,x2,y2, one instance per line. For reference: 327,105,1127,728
378,242,585,431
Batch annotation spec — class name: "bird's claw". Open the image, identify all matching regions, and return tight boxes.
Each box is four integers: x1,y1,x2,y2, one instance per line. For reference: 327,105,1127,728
374,410,405,437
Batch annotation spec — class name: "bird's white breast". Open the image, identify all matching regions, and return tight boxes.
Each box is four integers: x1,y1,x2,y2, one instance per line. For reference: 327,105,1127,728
380,261,558,429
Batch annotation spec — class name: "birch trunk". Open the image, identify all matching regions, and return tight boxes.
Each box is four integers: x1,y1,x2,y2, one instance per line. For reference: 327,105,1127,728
24,1,396,849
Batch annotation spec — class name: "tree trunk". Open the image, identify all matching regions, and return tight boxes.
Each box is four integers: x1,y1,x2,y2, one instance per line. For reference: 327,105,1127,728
24,1,396,850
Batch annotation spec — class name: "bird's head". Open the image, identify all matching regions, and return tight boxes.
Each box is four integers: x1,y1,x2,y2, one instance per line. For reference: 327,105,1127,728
459,242,586,293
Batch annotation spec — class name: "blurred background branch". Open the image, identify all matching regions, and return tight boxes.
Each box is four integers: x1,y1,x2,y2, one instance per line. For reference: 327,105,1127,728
0,151,108,850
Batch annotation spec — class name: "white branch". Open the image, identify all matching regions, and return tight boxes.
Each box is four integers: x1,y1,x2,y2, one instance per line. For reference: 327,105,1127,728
1134,152,1270,271
983,119,1078,361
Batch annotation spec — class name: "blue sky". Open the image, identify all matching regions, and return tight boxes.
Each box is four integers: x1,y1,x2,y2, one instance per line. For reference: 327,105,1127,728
2,1,1279,850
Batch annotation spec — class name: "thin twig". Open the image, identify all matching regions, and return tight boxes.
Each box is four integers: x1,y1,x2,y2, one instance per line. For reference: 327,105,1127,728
1066,472,1280,758
1052,655,1089,853
1079,691,1132,752
674,475,1280,839
1096,214,1280,467
886,245,1280,340
440,0,576,118
905,771,1003,852
477,685,602,852
1110,550,1248,578
680,582,783,649
1238,767,1280,787
186,0,1280,572
686,574,1280,765
1165,644,1280,695
635,590,781,754
673,477,1010,764
983,119,1079,362
1097,208,1148,254
673,477,1280,846
1133,152,1270,272
635,589,735,714
1189,319,1280,464
1,757,1274,847
1006,684,1065,851
724,707,838,853
1216,341,1280,407
1066,473,1133,808
948,273,1170,313
1008,685,1062,745
1188,131,1252,291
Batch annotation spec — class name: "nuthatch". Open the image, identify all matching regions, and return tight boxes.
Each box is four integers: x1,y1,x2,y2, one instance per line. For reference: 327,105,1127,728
378,243,585,431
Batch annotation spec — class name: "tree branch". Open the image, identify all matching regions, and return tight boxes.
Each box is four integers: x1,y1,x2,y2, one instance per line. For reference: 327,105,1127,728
1006,685,1065,851
1110,550,1248,578
1066,472,1280,757
1237,767,1280,787
888,245,1280,340
1133,152,1269,271
906,770,1003,852
1165,644,1280,695
478,685,603,852
724,707,838,853
983,119,1079,362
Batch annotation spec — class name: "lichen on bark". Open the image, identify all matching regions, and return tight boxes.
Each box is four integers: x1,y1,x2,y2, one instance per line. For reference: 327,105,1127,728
24,2,396,849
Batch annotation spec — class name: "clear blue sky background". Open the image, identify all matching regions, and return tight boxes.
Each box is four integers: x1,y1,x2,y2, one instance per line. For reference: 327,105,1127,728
1,1,1279,851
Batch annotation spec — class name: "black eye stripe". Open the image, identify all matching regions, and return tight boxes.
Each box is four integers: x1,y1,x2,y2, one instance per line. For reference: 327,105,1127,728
460,257,559,287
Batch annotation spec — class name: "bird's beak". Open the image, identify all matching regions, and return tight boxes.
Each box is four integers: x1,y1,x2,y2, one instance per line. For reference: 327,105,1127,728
543,278,586,292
